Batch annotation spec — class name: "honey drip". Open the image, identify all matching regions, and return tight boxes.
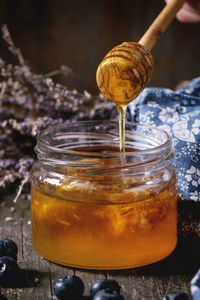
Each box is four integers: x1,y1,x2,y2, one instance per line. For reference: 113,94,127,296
117,105,127,152
96,42,154,151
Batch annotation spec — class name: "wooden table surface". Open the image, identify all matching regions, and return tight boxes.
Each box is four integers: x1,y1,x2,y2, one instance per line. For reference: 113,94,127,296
0,193,199,300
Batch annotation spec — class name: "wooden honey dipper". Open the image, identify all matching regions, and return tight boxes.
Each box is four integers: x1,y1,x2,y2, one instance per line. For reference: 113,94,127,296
96,0,187,106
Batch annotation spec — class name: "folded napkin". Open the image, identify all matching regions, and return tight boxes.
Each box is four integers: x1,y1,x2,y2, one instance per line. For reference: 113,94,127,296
128,77,200,202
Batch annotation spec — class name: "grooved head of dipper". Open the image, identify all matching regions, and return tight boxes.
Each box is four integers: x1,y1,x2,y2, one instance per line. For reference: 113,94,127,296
96,42,154,106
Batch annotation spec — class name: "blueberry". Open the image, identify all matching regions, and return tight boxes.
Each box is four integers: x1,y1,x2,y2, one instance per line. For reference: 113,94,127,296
93,289,124,300
90,279,120,298
0,256,19,286
0,294,7,300
162,290,189,300
190,269,200,300
0,238,18,260
53,275,84,299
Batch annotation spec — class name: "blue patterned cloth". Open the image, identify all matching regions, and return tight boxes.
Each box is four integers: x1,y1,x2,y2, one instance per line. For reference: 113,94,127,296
128,77,200,202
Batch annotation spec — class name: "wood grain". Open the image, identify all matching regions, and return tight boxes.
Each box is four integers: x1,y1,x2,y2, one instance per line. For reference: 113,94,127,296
139,0,187,50
96,42,154,105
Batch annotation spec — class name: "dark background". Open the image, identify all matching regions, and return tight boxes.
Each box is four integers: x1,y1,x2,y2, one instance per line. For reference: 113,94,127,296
0,0,200,94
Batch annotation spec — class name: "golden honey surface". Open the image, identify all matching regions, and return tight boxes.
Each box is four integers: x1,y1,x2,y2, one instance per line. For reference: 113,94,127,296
31,154,177,270
96,42,154,106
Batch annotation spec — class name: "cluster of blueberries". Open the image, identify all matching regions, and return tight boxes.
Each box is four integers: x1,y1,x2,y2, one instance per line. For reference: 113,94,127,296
54,276,123,299
53,274,200,300
0,238,19,300
0,238,199,300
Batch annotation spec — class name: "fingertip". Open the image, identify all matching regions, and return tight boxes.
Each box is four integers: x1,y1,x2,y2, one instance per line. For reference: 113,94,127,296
176,9,200,23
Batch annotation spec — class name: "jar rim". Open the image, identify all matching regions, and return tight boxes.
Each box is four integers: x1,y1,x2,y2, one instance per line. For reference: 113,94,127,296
36,120,172,157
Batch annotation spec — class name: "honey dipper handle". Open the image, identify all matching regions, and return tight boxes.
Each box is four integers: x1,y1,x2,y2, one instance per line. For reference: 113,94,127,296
139,0,186,50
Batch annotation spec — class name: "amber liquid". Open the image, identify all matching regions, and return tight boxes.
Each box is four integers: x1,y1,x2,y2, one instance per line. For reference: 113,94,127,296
31,146,177,269
117,105,127,152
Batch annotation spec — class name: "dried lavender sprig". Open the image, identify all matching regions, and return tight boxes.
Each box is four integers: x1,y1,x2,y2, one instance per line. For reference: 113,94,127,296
0,30,115,119
0,158,34,189
2,24,26,66
0,58,111,118
0,116,64,136
0,24,117,192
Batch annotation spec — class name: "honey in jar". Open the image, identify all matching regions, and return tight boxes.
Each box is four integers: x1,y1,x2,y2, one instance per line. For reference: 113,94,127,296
30,121,177,269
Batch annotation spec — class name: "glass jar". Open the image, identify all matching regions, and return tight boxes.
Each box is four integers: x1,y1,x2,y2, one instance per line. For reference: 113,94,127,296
30,121,177,270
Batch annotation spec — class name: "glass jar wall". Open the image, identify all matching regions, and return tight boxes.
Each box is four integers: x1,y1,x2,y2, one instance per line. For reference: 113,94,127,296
30,121,177,270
